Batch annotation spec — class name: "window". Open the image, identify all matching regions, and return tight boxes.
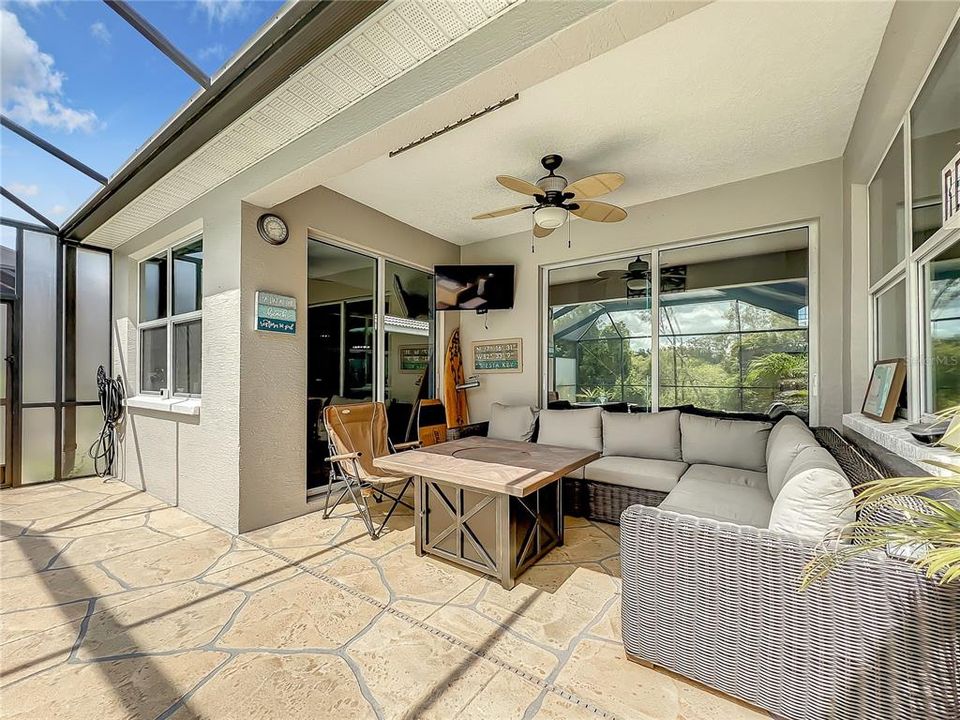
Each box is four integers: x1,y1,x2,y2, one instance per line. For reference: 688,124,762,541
138,237,202,396
924,240,960,412
866,22,960,419
545,228,810,417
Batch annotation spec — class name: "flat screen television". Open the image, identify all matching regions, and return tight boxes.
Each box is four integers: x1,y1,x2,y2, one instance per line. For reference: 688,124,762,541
434,264,515,312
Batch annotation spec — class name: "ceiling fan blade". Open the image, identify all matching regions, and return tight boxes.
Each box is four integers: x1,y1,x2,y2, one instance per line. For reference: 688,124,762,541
565,172,624,200
472,205,531,220
571,200,628,223
533,224,555,238
497,175,543,196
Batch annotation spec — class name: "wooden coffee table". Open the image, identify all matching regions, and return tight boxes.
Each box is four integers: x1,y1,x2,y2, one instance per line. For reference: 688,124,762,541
373,437,599,589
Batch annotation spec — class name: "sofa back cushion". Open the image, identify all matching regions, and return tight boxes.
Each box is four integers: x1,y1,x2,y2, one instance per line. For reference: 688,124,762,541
537,407,603,452
768,459,855,539
487,403,539,442
602,410,682,461
766,415,820,498
680,413,772,472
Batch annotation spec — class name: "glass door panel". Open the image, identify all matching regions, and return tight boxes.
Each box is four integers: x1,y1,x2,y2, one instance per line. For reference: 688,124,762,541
384,261,435,443
307,239,377,492
547,255,653,409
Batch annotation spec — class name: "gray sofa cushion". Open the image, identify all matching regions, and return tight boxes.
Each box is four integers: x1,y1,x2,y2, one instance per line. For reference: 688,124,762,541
681,463,767,490
660,477,774,528
583,456,687,492
680,414,772,472
765,415,819,497
602,410,682,461
487,403,538,442
537,407,603,452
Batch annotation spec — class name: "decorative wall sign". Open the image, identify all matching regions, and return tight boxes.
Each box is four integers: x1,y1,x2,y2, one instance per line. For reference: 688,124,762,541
256,291,297,334
399,344,430,373
472,338,522,373
861,358,906,422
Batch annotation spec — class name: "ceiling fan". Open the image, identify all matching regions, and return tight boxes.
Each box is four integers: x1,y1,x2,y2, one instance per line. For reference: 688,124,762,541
595,256,687,296
472,154,627,238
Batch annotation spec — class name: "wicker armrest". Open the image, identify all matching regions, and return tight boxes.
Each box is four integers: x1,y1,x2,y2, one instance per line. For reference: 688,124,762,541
619,505,959,720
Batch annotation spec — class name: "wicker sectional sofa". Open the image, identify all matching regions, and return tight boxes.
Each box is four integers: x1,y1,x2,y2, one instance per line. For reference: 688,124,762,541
484,403,960,720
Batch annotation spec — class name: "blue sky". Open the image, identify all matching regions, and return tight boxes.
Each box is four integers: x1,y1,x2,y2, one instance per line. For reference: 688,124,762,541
1,0,284,226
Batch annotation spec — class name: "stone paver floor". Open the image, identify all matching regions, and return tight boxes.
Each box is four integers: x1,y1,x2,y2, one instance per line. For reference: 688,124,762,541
0,478,767,719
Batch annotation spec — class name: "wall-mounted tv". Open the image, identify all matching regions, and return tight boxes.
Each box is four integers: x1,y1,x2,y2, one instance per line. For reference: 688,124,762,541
434,264,515,312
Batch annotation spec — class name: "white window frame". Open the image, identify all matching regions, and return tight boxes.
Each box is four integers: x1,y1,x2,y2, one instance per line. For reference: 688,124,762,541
136,235,203,398
865,15,960,421
539,220,820,424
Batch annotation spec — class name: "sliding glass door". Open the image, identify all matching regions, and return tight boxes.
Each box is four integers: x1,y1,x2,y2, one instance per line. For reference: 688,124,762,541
545,226,812,419
307,237,436,492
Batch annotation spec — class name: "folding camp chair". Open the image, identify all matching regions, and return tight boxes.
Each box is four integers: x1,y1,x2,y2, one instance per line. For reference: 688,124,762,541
322,402,419,539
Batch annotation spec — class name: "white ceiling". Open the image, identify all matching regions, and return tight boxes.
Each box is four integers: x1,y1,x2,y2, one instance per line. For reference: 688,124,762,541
325,0,894,245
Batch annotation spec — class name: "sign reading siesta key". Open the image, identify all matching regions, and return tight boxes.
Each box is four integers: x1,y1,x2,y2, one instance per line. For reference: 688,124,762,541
256,291,297,334
472,338,522,373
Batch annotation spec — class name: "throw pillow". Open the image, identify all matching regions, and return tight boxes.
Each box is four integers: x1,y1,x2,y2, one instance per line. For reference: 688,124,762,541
487,403,539,442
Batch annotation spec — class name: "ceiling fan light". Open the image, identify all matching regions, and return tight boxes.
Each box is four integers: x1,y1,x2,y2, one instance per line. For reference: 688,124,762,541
534,206,567,229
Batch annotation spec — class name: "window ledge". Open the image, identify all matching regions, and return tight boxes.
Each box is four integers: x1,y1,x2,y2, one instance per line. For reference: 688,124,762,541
842,413,958,477
125,395,201,417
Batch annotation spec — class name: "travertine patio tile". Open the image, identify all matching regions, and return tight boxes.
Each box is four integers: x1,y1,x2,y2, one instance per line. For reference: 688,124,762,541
170,652,376,720
428,604,559,678
533,692,607,719
378,545,480,604
219,572,380,650
455,667,543,719
77,581,244,660
0,650,228,720
200,550,301,592
554,638,679,719
49,526,172,569
0,618,83,684
25,510,147,538
330,520,413,559
0,563,125,613
0,535,72,578
588,597,622,642
145,506,217,537
0,601,89,645
477,568,619,651
515,563,581,593
677,679,771,719
347,613,500,720
390,599,442,622
542,524,620,564
101,527,233,587
321,552,392,603
242,511,347,551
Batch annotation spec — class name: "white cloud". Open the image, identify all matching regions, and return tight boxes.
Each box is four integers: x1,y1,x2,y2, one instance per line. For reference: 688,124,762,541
1,9,98,133
196,0,250,25
48,203,69,219
198,43,226,61
9,182,39,197
90,21,111,45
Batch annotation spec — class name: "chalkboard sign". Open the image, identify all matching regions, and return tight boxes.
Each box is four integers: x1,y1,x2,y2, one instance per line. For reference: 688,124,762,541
256,291,296,334
472,338,522,373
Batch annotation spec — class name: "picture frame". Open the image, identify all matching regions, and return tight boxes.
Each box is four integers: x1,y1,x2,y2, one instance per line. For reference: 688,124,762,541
861,358,906,422
398,345,430,373
471,337,523,374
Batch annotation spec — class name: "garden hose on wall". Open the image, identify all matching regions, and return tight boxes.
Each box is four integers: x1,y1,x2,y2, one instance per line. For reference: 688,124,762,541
90,365,125,479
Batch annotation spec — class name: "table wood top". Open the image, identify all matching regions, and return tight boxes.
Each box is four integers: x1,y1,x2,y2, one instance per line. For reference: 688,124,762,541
372,437,599,497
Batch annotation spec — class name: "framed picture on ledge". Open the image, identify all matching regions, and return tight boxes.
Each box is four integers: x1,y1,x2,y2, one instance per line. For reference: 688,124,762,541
861,358,906,422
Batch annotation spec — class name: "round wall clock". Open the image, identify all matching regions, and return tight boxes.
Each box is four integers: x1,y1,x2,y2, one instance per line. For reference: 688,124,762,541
257,213,289,245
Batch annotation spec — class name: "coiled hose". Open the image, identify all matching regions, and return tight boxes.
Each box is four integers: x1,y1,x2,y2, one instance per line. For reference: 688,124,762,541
90,365,125,479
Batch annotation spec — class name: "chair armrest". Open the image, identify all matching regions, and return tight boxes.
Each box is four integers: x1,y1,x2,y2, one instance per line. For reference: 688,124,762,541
326,451,361,463
393,441,421,452
619,504,960,720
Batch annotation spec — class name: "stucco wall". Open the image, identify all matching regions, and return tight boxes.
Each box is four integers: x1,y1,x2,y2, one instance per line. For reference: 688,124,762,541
459,158,845,426
113,198,242,532
236,186,459,533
